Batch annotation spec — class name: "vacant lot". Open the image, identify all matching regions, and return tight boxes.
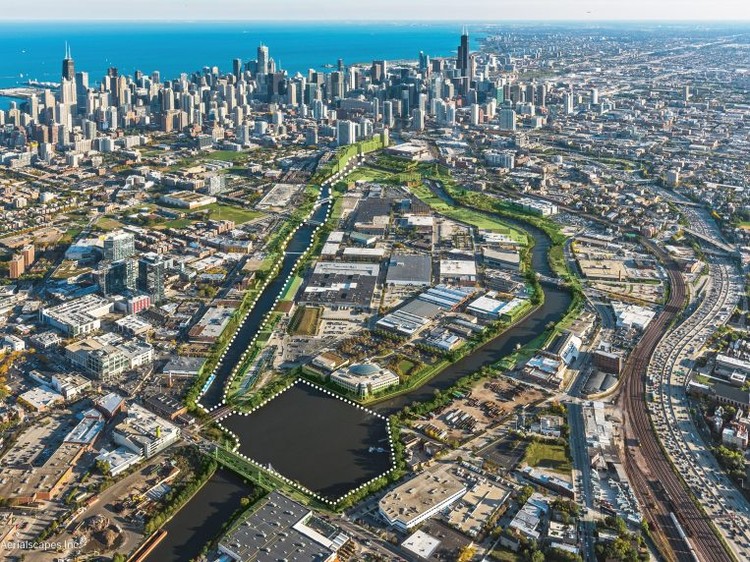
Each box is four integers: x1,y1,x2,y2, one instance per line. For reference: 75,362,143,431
523,441,572,475
154,203,263,230
95,217,125,231
205,150,248,163
203,203,263,224
490,548,524,562
289,306,322,336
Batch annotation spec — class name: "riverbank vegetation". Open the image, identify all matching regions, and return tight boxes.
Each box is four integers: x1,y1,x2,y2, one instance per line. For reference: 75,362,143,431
143,450,217,536
202,147,587,514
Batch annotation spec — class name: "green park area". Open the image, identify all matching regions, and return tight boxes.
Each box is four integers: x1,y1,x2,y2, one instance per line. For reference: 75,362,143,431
205,150,249,163
157,203,263,229
340,166,393,184
279,274,304,301
94,217,125,231
202,203,263,224
407,181,528,242
339,158,528,244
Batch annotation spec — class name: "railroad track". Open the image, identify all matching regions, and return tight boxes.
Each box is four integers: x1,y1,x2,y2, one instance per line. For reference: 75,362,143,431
620,242,733,562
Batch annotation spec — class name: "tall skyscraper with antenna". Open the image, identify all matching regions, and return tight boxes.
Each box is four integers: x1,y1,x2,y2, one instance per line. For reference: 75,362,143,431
60,43,77,121
457,27,470,77
62,42,75,81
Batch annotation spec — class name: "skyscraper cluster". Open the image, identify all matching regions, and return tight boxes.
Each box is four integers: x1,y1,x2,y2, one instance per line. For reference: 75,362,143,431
0,30,574,167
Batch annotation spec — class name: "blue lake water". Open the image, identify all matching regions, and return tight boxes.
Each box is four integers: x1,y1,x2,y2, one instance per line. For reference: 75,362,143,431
0,21,478,89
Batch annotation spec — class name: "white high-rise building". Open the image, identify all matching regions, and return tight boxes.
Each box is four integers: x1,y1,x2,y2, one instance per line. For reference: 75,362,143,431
383,101,394,128
470,103,480,126
257,44,269,75
336,120,357,146
412,109,425,131
446,104,457,126
563,92,574,114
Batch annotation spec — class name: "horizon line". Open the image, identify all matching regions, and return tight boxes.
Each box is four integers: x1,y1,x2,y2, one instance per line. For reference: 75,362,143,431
1,18,750,24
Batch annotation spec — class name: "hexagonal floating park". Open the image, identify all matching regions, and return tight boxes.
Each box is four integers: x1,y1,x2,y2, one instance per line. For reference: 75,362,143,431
219,379,394,503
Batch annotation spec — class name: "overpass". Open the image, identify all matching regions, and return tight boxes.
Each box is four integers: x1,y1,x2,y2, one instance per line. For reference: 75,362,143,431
684,228,737,256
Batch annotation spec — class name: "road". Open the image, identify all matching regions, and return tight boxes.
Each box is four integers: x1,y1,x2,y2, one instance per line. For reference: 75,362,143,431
336,517,409,562
567,402,597,562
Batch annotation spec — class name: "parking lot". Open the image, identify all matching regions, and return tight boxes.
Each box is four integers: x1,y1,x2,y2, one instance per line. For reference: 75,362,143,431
477,432,528,473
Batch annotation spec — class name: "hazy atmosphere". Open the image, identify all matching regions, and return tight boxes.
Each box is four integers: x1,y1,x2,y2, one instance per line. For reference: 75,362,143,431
6,0,750,21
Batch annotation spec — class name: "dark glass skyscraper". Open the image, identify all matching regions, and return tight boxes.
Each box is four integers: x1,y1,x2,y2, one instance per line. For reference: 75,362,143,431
62,43,75,81
457,28,470,77
138,253,167,303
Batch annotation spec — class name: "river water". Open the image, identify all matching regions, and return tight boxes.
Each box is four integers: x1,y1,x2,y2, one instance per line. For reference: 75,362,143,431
220,381,392,501
142,469,247,562
374,219,571,416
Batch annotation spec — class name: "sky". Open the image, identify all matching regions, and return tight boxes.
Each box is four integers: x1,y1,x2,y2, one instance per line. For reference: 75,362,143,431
4,0,750,22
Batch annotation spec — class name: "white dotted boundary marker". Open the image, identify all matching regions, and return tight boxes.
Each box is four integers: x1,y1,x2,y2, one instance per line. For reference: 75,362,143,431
199,184,337,411
198,159,361,411
215,404,335,504
296,378,396,507
217,375,394,508
220,184,342,400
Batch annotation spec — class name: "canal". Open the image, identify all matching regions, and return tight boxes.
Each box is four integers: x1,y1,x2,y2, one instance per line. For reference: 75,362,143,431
199,186,331,410
143,469,248,562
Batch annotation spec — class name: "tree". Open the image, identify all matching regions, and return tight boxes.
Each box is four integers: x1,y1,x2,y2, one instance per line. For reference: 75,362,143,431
713,445,746,481
601,536,638,562
95,459,111,476
530,550,545,562
546,547,581,562
722,405,738,422
517,485,534,505
552,498,580,517
457,544,477,562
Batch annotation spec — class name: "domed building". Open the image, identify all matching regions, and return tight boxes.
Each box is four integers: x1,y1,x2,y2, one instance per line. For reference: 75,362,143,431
330,362,400,397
